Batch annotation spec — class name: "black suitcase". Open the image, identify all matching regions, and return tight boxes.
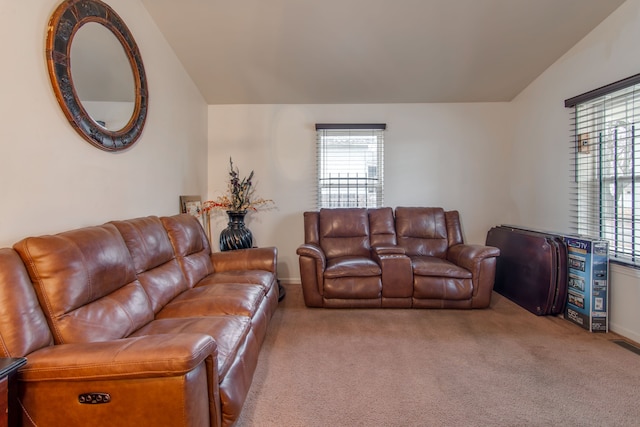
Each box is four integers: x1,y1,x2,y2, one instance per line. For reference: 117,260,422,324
486,225,568,316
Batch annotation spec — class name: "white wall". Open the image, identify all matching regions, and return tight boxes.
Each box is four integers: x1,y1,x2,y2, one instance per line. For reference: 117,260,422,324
15,1,632,341
208,103,515,283
0,0,208,247
511,0,640,342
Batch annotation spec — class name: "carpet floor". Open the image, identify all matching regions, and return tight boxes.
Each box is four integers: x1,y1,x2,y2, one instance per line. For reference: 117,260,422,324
236,283,640,426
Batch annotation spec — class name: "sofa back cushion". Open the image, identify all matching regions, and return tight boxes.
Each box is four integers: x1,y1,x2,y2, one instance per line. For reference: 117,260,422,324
160,214,214,288
13,224,154,344
395,207,449,258
303,211,320,245
319,208,371,259
445,210,464,247
111,216,189,314
0,248,53,357
369,207,397,247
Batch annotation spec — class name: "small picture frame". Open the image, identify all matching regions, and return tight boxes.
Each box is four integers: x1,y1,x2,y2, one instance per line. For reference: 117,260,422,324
180,195,211,243
179,195,202,216
578,133,590,154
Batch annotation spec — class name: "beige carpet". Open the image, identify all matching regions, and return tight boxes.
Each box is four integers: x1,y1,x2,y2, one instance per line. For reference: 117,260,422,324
236,284,640,426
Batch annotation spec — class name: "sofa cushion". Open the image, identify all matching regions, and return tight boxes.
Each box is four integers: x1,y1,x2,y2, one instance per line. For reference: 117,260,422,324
324,276,382,299
369,207,397,247
0,248,53,357
156,283,265,319
202,270,275,295
324,257,382,279
13,224,154,344
131,316,250,379
322,256,382,299
319,208,371,259
413,276,473,300
161,215,215,288
395,207,449,257
411,256,472,278
111,216,189,313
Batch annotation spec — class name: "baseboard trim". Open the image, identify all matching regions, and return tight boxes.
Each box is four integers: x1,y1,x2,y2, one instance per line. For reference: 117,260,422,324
277,278,300,285
609,322,640,345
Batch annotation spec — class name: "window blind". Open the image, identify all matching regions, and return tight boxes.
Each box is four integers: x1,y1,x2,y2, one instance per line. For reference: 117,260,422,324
315,124,386,209
566,74,640,266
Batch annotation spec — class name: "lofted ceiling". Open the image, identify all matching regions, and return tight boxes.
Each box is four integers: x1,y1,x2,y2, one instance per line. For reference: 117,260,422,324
140,0,626,104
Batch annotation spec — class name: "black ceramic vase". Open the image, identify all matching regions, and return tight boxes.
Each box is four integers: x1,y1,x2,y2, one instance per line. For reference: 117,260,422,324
219,210,253,251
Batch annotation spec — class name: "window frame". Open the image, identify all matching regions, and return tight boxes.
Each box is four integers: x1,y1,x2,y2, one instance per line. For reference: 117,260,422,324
315,123,386,210
566,73,640,267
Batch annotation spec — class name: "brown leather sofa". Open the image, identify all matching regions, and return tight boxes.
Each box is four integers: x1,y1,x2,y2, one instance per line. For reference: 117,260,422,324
0,214,278,427
297,207,499,308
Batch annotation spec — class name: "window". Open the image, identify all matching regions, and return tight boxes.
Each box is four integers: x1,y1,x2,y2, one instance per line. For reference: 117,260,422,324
566,74,640,266
315,124,385,209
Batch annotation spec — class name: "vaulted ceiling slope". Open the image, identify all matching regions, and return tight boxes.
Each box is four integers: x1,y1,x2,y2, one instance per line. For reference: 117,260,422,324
141,0,625,104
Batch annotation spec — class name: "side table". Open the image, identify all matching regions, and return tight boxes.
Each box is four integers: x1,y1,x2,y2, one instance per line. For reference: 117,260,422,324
0,358,26,427
278,280,286,302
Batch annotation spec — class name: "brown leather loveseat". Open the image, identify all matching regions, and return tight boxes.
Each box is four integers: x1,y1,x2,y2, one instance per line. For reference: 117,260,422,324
297,207,499,309
0,214,278,427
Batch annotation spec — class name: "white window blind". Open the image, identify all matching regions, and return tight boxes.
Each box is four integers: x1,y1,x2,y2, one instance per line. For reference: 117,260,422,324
566,74,640,266
315,124,385,209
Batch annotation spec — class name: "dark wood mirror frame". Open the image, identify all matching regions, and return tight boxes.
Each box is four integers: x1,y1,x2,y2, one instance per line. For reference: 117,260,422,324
46,0,148,152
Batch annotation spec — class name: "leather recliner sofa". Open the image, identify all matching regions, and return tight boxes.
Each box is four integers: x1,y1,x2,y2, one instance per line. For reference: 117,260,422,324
297,207,499,309
0,214,278,427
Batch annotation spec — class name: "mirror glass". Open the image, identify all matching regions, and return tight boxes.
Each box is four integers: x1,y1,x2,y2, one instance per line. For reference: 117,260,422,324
71,22,135,131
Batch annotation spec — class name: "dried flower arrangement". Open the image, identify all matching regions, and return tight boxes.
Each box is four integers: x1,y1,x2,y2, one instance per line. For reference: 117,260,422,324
203,158,274,213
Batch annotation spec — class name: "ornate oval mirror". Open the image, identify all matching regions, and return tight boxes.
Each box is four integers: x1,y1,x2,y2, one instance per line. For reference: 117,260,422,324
46,0,148,152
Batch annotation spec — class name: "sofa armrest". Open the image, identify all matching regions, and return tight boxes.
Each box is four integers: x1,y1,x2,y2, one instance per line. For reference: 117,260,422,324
210,246,277,274
448,244,500,308
20,333,217,382
447,244,500,270
296,243,326,264
296,244,326,307
18,334,221,427
372,247,413,300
